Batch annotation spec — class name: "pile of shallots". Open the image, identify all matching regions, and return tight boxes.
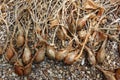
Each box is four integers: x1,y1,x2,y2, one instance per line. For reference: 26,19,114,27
0,0,120,79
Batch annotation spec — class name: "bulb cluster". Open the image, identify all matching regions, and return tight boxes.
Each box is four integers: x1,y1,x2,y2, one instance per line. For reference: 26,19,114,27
0,0,119,79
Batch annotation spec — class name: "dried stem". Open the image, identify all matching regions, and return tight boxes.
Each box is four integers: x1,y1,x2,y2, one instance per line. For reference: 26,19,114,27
75,21,92,60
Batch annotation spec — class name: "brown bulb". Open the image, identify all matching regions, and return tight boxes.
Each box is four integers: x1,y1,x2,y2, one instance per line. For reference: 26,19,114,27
77,13,95,30
22,46,31,65
14,66,24,76
96,48,106,64
57,28,66,40
67,15,76,33
14,59,24,76
64,49,79,65
55,49,68,61
56,40,73,61
46,45,56,59
34,47,45,63
97,38,107,64
16,34,25,47
9,55,18,64
49,19,59,28
5,46,14,61
24,63,32,75
115,68,120,80
87,47,96,65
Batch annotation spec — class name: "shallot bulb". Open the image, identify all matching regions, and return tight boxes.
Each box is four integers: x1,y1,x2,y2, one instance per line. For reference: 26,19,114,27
5,46,14,61
55,49,69,61
86,47,96,65
16,22,25,47
96,48,106,64
22,46,31,65
16,34,25,47
56,39,74,61
14,59,24,76
14,66,24,76
64,49,79,65
96,38,107,64
24,63,32,75
57,27,66,40
77,13,95,30
46,45,56,59
34,46,46,63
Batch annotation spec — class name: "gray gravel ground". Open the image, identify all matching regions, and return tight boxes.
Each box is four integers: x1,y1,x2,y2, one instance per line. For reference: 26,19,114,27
0,40,120,80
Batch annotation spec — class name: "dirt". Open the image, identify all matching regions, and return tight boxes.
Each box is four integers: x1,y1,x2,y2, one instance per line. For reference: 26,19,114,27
0,0,120,80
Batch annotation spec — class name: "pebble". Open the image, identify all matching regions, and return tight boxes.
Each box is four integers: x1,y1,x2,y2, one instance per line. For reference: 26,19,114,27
81,58,85,65
86,71,90,74
97,74,100,78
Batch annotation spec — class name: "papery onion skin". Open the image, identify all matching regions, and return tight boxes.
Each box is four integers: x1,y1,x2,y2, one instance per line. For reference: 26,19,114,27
22,47,31,65
16,35,25,47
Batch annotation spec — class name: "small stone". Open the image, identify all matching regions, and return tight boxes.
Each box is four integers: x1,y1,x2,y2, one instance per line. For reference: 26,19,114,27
81,58,85,65
86,71,90,74
97,74,100,78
